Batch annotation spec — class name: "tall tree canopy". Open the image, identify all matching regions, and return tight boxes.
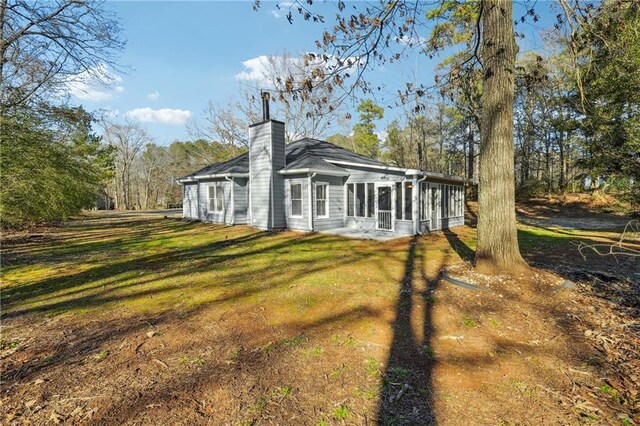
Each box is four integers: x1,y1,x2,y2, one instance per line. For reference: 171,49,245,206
0,0,124,110
0,0,124,227
0,105,112,227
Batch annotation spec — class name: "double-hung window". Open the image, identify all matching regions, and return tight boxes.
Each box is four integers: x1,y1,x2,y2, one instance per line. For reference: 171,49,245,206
316,183,328,218
208,184,224,213
290,182,303,217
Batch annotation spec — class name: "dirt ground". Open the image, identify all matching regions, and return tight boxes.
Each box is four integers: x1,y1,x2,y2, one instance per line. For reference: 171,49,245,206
1,200,638,425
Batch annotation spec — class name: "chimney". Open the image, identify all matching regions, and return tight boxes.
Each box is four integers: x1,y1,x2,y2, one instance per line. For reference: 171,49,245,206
261,91,270,121
248,95,285,230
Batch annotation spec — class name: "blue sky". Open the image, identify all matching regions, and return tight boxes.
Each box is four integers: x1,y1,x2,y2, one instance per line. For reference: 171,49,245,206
67,1,562,145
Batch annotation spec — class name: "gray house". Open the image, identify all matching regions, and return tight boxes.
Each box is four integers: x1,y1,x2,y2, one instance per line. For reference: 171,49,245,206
179,118,466,239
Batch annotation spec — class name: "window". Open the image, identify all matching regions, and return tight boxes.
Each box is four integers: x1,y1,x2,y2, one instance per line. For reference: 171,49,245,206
316,183,328,218
290,182,302,217
208,184,224,213
367,183,375,217
404,182,413,221
356,183,366,217
347,183,354,216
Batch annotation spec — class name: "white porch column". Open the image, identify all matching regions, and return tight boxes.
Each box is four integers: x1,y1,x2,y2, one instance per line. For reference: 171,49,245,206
412,175,419,235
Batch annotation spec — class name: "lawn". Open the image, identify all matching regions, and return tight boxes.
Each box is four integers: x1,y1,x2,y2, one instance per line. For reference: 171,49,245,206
1,210,638,425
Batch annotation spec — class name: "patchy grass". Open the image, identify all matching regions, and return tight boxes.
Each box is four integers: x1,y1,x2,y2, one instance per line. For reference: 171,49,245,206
1,211,637,425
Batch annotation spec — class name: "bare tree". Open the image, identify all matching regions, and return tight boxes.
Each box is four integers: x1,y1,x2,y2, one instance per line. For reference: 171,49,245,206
102,120,149,210
0,0,124,110
189,52,344,144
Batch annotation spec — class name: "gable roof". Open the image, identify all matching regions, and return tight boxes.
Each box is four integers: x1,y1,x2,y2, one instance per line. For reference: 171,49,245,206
180,138,386,180
179,137,466,183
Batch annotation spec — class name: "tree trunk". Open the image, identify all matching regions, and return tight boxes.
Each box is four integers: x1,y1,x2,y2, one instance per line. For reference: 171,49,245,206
558,130,566,191
475,0,527,273
468,124,475,182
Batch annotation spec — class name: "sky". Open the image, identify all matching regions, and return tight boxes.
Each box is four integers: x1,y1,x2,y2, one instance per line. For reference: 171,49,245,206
66,1,563,145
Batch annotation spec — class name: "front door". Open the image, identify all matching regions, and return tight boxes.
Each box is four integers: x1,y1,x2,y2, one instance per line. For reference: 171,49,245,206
376,185,393,231
430,184,440,230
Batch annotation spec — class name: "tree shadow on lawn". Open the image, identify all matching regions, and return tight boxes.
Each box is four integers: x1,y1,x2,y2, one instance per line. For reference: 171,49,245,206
1,217,203,269
2,227,383,320
377,221,639,424
377,235,440,425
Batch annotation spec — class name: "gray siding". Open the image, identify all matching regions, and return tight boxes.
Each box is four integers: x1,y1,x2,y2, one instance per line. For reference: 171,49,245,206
182,183,198,219
234,178,249,224
440,216,465,228
394,220,413,235
312,175,346,231
283,175,309,231
198,179,232,224
248,120,286,230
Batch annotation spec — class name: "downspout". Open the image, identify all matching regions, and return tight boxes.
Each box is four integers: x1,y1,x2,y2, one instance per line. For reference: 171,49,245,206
308,172,316,231
225,176,235,226
414,175,427,235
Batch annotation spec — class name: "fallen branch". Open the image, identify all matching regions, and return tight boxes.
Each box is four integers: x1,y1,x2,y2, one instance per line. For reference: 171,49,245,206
578,220,640,260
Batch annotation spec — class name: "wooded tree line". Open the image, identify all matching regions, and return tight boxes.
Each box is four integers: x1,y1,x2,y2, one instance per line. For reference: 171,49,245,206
100,122,243,211
322,1,639,202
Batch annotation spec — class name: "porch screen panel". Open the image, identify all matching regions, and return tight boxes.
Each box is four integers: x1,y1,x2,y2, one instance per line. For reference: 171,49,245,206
347,184,354,216
441,184,449,218
420,182,427,220
451,186,456,216
356,183,365,217
404,182,412,220
367,183,375,217
395,182,403,219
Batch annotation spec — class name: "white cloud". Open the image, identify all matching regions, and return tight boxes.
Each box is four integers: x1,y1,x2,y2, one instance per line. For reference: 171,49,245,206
235,55,277,83
65,64,124,102
271,2,293,18
147,90,160,100
235,54,363,88
126,107,192,125
396,34,428,47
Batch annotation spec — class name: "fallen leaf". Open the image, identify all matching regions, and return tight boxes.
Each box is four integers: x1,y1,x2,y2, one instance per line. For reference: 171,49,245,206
49,411,64,424
152,358,168,368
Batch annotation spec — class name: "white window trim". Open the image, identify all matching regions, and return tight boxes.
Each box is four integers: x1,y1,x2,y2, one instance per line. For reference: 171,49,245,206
207,183,224,214
315,182,329,219
289,181,303,218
